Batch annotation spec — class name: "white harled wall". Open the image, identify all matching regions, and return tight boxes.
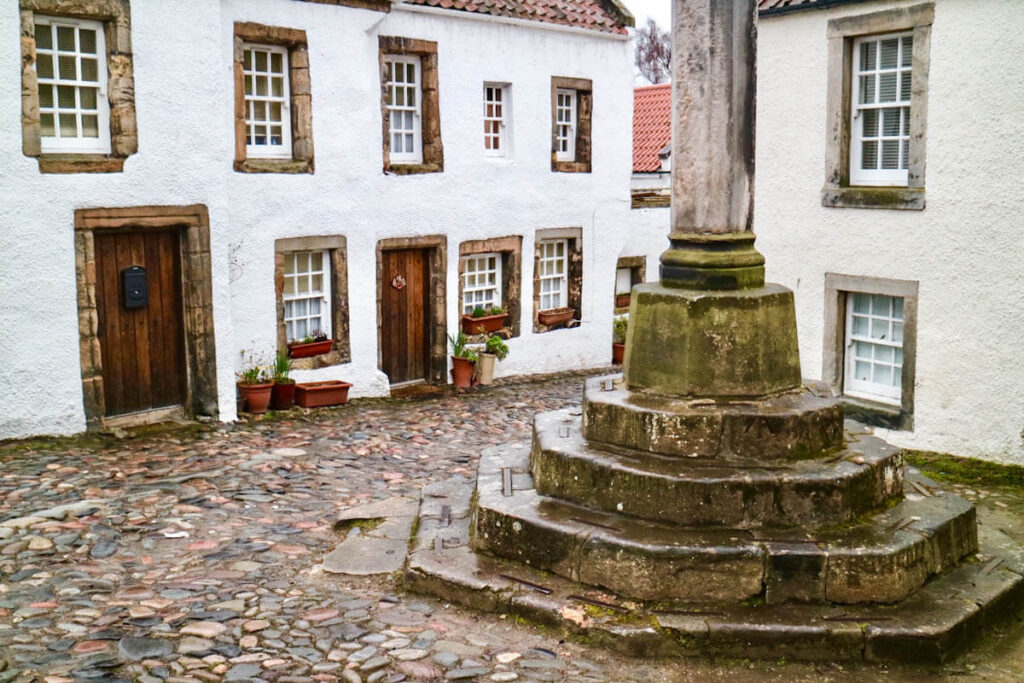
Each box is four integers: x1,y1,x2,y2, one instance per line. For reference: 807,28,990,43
0,0,634,439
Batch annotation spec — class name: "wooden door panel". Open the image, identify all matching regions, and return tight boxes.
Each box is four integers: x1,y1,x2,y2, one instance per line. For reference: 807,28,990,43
381,249,430,383
95,229,186,416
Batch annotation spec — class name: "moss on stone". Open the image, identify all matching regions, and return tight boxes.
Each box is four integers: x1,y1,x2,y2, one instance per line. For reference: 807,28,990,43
906,450,1024,489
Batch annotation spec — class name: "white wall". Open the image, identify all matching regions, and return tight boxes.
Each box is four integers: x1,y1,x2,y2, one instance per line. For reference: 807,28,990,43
0,0,634,439
755,0,1024,464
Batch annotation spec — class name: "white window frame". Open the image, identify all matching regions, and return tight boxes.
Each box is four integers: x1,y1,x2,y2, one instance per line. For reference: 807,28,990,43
461,253,503,314
243,43,291,159
385,54,423,164
283,250,332,343
483,83,509,157
538,239,568,311
555,89,576,162
844,292,904,405
34,15,110,154
850,32,913,187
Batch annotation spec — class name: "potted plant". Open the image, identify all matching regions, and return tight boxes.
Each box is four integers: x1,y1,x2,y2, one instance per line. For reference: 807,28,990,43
538,307,574,326
270,352,295,410
238,357,273,414
288,330,333,358
461,305,509,335
448,331,478,389
295,380,353,408
612,316,628,365
475,334,509,386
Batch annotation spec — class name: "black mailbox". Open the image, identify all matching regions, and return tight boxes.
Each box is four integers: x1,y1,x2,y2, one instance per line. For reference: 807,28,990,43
122,266,148,309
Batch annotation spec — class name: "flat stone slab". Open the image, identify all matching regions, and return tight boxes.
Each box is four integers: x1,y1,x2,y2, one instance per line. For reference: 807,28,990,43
407,478,1024,664
583,374,843,461
337,496,418,521
324,536,408,575
474,445,975,604
533,409,904,528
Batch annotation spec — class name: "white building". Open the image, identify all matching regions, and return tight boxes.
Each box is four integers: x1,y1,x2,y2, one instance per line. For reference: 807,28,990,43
0,0,636,439
632,0,1024,464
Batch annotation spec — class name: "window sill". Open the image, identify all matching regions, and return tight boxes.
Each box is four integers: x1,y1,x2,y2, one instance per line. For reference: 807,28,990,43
287,348,351,370
552,160,591,174
842,395,913,431
821,186,925,210
235,158,314,174
37,155,125,174
386,162,443,175
631,191,670,209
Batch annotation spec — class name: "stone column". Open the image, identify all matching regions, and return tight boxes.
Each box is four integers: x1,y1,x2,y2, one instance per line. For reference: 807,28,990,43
623,0,801,398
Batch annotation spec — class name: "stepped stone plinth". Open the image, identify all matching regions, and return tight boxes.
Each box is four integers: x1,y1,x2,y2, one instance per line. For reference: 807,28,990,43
404,0,1023,663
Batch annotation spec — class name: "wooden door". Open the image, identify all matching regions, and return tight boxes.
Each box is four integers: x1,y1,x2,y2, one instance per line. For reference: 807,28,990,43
380,248,430,383
94,229,187,416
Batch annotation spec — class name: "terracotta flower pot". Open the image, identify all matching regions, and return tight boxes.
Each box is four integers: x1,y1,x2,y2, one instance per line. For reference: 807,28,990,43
537,307,574,326
295,381,352,408
239,382,273,414
612,343,625,365
451,356,475,388
288,339,333,358
461,312,508,335
615,293,632,309
270,380,296,410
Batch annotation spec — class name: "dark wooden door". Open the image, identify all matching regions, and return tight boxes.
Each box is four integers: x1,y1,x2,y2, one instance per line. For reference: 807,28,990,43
94,229,187,416
380,248,430,383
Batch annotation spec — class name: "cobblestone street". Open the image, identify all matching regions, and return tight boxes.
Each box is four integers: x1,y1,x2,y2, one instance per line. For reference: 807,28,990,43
1,371,1022,682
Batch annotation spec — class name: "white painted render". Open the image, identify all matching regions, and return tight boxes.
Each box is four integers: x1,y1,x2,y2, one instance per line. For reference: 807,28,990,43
0,0,634,439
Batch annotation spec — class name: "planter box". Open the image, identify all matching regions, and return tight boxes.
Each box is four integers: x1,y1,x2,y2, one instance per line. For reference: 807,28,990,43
615,293,631,309
295,380,352,408
461,313,508,335
538,307,574,326
288,340,333,358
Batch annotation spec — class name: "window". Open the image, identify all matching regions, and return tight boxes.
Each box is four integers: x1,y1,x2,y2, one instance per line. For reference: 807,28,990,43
821,3,932,209
823,273,917,430
538,240,568,311
614,256,646,311
555,89,576,162
233,23,314,174
850,34,912,187
283,251,331,342
550,77,592,172
462,253,502,313
243,44,291,159
275,237,350,368
34,16,109,154
385,55,422,164
379,37,443,174
844,293,904,404
20,1,137,173
483,84,509,156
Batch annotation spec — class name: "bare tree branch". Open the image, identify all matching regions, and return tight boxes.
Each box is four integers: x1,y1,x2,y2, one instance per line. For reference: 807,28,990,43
635,17,671,84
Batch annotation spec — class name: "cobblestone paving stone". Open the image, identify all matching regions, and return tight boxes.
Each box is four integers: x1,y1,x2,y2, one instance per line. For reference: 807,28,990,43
0,370,1022,682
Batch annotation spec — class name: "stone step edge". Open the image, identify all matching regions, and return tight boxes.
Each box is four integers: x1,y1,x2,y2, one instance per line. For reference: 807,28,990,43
405,478,1024,664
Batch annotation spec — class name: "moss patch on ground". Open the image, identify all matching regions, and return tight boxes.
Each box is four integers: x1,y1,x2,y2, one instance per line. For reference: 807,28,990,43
906,449,1024,489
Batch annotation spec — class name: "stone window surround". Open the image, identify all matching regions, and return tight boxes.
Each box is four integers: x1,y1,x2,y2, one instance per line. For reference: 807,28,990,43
375,235,448,384
614,255,646,314
823,272,918,431
379,36,444,175
20,0,137,174
532,227,583,333
74,205,218,430
550,76,592,173
274,236,351,369
234,22,315,174
821,3,933,210
458,236,523,339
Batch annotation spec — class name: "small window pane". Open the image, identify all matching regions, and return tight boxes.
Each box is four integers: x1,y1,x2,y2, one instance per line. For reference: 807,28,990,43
880,39,899,69
243,50,252,69
57,85,76,108
861,141,878,169
81,58,98,82
81,114,99,137
57,26,75,51
893,298,904,319
37,54,54,79
253,101,266,121
881,140,900,169
39,85,54,108
854,361,872,381
859,41,876,70
40,113,55,136
256,75,267,96
892,322,904,343
870,318,889,340
35,24,53,50
59,113,77,136
79,29,97,54
255,51,267,71
852,293,870,314
879,72,897,102
311,252,323,270
873,364,892,385
270,102,282,123
271,52,283,73
899,72,911,101
852,316,869,336
862,109,878,137
901,37,914,67
244,75,253,95
882,108,901,136
80,87,97,110
58,55,77,80
272,76,284,98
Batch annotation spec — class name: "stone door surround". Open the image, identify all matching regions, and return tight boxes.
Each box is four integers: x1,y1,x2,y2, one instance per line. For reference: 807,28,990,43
74,205,217,429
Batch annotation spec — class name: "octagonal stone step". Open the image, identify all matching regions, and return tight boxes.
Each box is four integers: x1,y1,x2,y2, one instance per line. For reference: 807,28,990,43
533,409,904,529
475,443,977,605
582,374,844,462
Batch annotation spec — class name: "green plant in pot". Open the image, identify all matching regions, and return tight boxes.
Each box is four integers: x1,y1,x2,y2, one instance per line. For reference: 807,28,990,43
448,332,478,389
612,316,628,365
237,354,273,414
475,334,509,386
270,352,295,410
461,304,509,335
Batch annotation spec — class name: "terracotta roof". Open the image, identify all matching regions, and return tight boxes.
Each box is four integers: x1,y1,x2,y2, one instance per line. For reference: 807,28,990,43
632,83,671,173
400,0,632,35
758,0,868,16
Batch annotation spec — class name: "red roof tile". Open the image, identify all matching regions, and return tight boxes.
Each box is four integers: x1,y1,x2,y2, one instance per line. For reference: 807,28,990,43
402,0,632,35
758,0,868,15
632,83,671,173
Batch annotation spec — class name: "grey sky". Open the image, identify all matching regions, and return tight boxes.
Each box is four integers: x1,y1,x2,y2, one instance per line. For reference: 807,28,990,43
624,0,671,30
